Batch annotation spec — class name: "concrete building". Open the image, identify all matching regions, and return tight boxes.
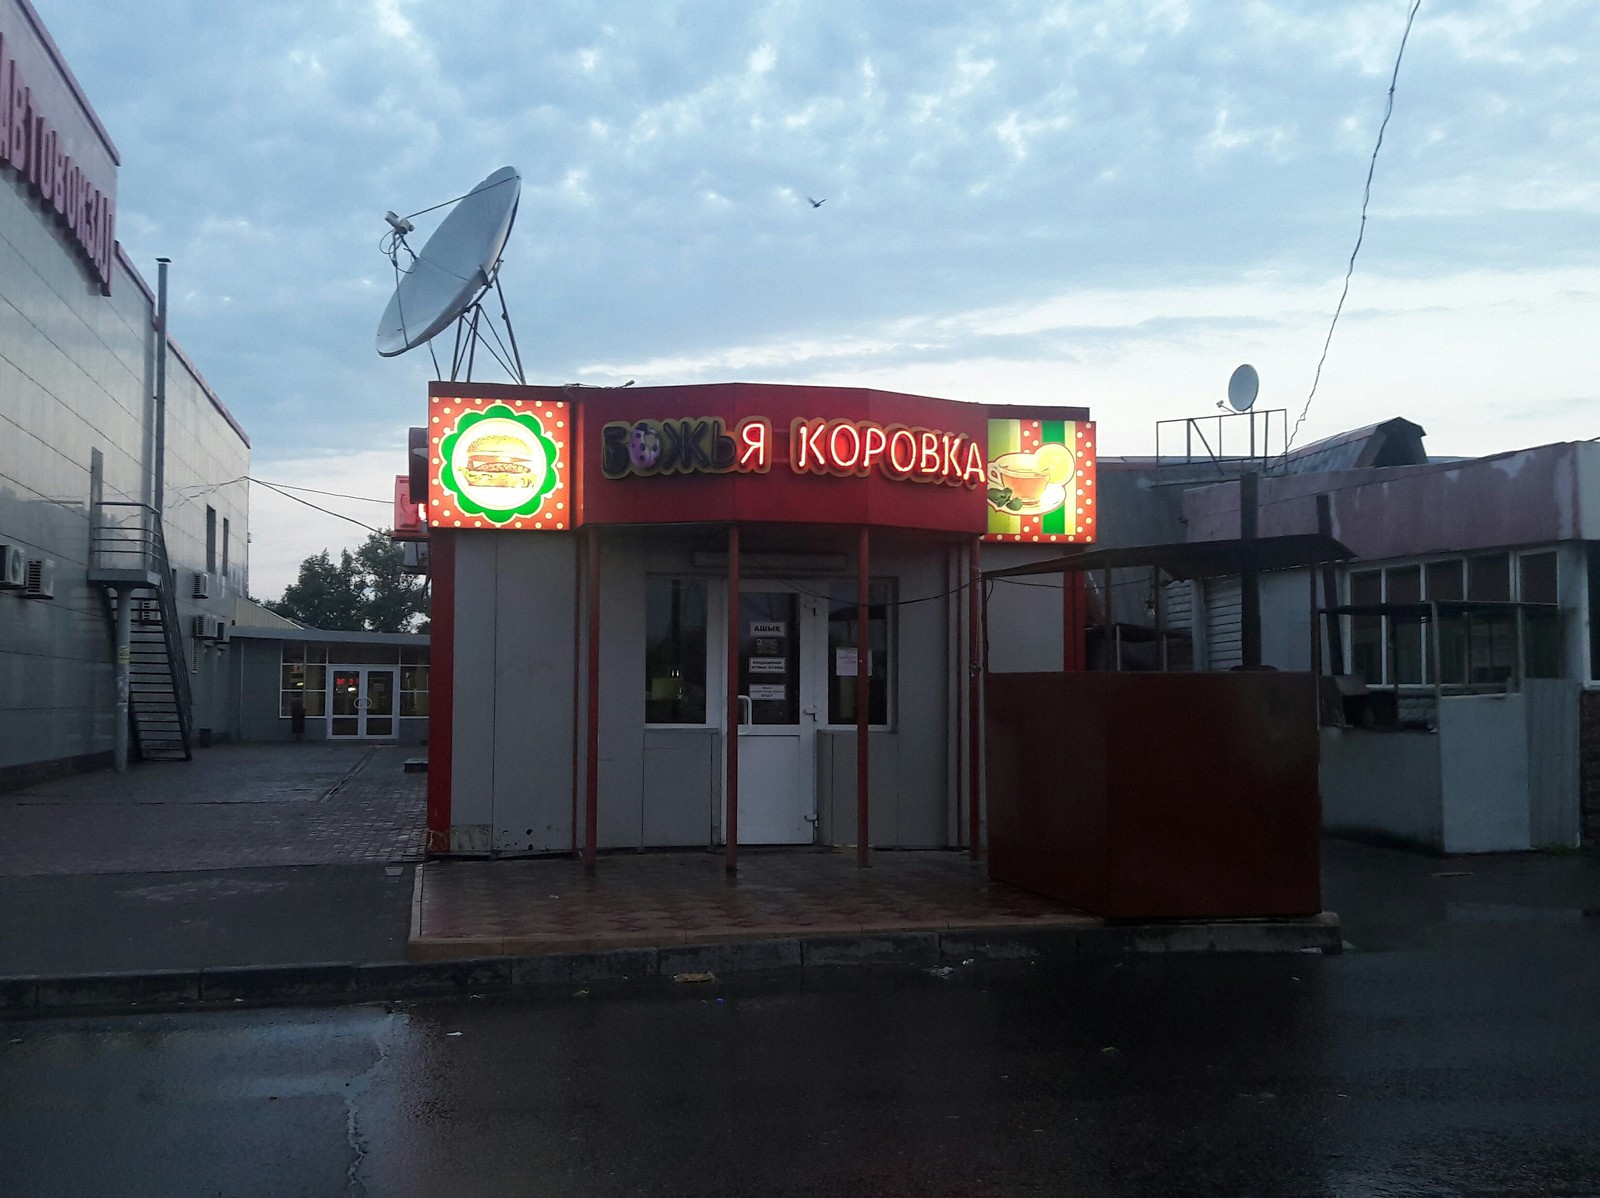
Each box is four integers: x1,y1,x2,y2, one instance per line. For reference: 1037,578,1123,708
1174,430,1600,852
1,0,250,787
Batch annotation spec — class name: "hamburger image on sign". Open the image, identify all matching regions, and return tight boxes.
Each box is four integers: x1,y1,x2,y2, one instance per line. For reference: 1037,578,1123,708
437,404,562,524
463,431,537,488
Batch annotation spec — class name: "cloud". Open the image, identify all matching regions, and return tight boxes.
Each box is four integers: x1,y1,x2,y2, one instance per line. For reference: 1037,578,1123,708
28,0,1600,545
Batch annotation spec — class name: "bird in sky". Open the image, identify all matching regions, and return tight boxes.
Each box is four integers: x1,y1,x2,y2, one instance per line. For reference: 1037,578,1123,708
806,196,826,208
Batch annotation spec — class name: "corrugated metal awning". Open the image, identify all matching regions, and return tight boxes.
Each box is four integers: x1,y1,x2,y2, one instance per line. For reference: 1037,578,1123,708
983,532,1354,582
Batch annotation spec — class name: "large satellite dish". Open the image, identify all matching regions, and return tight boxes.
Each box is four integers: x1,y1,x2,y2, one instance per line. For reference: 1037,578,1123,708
1227,363,1260,412
376,166,525,381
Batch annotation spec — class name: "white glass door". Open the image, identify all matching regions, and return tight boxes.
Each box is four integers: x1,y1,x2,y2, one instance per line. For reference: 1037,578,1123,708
729,590,820,844
328,666,399,739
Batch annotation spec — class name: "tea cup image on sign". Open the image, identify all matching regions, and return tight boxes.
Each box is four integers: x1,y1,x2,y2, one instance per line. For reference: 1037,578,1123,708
988,452,1051,502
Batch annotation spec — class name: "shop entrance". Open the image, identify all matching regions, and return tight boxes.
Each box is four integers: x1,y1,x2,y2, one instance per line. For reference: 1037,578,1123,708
730,589,822,844
328,666,398,739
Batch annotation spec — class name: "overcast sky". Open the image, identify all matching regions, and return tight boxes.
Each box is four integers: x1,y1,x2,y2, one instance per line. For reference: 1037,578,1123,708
37,0,1600,599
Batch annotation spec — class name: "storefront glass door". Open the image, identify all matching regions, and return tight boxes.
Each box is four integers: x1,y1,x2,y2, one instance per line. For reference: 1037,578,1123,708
732,590,819,843
328,666,398,739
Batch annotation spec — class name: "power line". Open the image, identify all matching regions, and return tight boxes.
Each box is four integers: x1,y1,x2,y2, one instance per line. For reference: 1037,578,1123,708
250,478,386,535
1286,0,1424,456
248,478,392,505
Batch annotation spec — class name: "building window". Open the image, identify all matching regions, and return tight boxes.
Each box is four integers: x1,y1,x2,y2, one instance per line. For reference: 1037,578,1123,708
645,579,708,724
1349,570,1382,683
400,647,430,717
1519,551,1560,679
221,517,230,580
1347,553,1561,686
206,506,217,574
827,582,891,726
280,642,328,717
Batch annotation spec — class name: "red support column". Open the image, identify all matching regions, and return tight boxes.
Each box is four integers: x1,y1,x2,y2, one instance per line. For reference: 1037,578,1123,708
426,531,455,855
584,529,600,871
725,523,741,873
968,537,983,860
570,536,582,857
1062,573,1086,671
856,526,871,868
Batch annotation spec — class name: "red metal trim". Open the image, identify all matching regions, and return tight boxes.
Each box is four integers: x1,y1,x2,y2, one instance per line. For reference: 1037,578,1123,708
570,534,581,857
856,526,870,868
425,531,455,853
1062,573,1086,671
968,537,982,859
725,523,740,872
584,529,600,869
953,544,966,849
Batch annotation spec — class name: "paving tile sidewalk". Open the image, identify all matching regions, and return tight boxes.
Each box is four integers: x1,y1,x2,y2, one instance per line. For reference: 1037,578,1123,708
411,849,1247,960
0,744,426,875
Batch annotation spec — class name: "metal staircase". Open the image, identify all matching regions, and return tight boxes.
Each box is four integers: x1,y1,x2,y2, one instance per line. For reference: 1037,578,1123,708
90,502,193,762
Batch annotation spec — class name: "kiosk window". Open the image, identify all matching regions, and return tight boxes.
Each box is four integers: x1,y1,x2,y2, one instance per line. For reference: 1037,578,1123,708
646,579,708,724
828,582,890,726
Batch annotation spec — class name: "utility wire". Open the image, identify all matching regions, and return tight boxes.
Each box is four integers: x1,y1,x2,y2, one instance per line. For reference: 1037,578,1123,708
1285,0,1424,457
250,478,386,535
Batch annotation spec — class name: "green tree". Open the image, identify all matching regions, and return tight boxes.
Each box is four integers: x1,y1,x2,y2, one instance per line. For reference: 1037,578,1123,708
353,533,429,633
265,534,427,632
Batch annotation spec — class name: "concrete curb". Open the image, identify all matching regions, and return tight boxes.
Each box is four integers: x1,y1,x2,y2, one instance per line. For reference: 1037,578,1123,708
0,914,1341,1018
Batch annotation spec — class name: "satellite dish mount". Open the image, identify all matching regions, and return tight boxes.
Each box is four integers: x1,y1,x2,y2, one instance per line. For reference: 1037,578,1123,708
376,166,526,384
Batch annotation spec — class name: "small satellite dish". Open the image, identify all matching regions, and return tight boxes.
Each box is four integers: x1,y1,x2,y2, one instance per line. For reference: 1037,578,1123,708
376,166,522,359
1227,364,1259,412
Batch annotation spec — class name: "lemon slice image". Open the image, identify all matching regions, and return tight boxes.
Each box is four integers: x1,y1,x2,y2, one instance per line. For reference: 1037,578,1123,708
1035,442,1074,485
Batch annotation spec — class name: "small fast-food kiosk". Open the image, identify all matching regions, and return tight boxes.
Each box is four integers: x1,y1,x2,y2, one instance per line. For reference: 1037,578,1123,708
411,380,1095,864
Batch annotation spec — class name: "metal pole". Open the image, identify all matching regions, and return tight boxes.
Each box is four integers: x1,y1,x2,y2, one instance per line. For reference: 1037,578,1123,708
154,259,170,516
968,538,982,860
113,589,132,770
856,527,871,868
570,536,582,858
1240,471,1261,669
725,524,741,872
584,529,600,871
1316,494,1345,670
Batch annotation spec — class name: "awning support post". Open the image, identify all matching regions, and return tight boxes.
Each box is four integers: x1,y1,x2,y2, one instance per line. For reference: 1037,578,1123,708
725,523,740,873
856,526,871,868
584,528,600,871
969,537,983,860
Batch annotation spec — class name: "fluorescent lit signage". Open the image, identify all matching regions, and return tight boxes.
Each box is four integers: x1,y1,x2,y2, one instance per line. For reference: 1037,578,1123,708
602,415,983,488
428,396,571,530
984,418,1096,544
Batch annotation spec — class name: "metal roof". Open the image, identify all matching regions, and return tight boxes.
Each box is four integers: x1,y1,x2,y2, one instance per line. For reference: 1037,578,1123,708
983,533,1354,582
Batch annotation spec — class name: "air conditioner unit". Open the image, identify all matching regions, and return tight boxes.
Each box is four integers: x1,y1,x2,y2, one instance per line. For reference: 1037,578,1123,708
215,622,231,645
192,572,212,599
132,598,162,624
23,558,54,599
192,614,219,640
0,544,26,589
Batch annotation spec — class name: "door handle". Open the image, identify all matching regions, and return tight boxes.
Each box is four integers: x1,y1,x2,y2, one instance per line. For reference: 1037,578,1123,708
802,705,818,722
738,695,752,725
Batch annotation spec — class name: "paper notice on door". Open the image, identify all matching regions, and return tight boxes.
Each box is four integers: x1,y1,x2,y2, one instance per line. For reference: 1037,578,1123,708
748,657,786,674
749,684,786,701
835,648,872,677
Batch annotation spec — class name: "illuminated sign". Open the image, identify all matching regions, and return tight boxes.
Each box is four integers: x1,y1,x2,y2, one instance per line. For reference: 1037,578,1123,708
428,396,571,530
984,418,1096,544
601,415,982,487
602,416,772,478
0,28,118,293
789,419,984,487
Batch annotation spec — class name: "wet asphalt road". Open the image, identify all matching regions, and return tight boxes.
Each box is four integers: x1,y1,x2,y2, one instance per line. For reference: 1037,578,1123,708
4,840,1600,1198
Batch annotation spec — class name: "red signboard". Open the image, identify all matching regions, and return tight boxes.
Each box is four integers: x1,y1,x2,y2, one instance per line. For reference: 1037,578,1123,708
424,380,1095,541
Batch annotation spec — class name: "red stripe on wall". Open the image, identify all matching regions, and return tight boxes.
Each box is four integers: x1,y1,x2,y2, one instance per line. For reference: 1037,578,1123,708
426,531,455,852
